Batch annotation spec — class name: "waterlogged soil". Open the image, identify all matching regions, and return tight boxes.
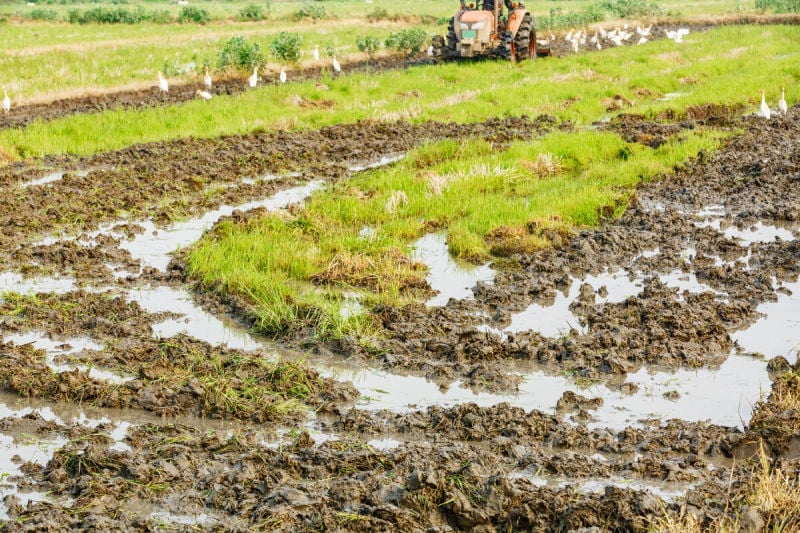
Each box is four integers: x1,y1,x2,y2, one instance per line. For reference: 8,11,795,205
1,109,799,529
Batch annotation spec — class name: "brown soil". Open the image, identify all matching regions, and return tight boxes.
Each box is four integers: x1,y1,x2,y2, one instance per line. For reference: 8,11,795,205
1,102,799,528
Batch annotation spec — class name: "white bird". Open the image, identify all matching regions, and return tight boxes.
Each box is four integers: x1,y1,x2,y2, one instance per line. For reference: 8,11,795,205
589,32,598,45
204,66,212,88
565,30,574,42
599,27,607,39
427,45,433,57
195,89,212,100
666,28,690,44
313,46,320,61
2,86,9,114
249,66,258,88
596,40,602,50
760,89,771,120
778,87,788,116
279,68,286,83
332,55,341,75
157,71,169,93
178,0,188,5
637,37,648,45
571,39,580,54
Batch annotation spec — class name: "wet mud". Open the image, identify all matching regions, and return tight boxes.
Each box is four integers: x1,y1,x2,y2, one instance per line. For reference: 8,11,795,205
1,106,799,529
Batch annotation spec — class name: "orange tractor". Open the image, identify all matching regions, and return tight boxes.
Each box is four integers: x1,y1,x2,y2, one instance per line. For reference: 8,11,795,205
431,0,549,61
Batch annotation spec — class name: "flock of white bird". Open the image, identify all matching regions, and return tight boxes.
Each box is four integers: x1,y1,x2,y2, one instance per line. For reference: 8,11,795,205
537,24,689,53
760,88,789,119
186,45,339,101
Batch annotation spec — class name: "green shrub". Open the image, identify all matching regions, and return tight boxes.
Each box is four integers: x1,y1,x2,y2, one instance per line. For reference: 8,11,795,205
27,8,58,20
755,0,800,12
270,32,302,63
69,6,150,24
149,9,172,23
595,0,662,17
355,35,381,58
238,3,264,21
178,6,210,24
295,2,325,21
218,36,264,71
384,28,427,57
366,7,390,22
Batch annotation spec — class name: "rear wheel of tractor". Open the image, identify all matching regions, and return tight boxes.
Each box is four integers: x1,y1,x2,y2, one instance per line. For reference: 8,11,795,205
513,13,535,61
446,17,458,58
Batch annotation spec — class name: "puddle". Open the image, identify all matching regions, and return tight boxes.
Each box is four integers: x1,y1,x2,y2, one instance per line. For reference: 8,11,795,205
347,153,405,173
151,511,212,526
694,214,798,246
127,285,266,353
367,438,403,451
121,181,323,271
0,272,76,296
20,169,90,189
511,469,697,503
732,279,800,363
411,233,495,307
2,331,131,385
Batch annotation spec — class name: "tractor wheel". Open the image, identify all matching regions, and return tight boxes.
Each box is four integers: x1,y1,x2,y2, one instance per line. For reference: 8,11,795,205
498,30,513,59
513,13,536,61
446,17,458,58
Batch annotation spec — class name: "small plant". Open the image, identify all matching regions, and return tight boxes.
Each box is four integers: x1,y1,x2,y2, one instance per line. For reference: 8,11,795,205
27,8,58,21
366,7,391,22
755,0,800,12
384,28,427,57
177,6,210,24
217,36,263,71
270,32,302,64
295,2,325,21
355,35,381,59
238,3,264,21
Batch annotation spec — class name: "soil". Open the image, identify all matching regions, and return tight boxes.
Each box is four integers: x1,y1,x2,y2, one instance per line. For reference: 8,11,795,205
1,81,799,529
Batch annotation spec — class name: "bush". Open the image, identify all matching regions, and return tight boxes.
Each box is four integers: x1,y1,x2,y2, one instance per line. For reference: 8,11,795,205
149,9,172,23
270,32,302,63
384,28,427,57
27,8,58,20
366,7,390,22
595,0,662,17
178,6,210,24
295,2,325,21
218,36,264,70
238,3,264,21
355,35,381,58
755,0,800,12
69,6,150,24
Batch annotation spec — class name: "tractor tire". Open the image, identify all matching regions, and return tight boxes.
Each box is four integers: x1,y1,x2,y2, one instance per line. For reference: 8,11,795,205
513,13,536,61
497,30,513,60
445,17,458,58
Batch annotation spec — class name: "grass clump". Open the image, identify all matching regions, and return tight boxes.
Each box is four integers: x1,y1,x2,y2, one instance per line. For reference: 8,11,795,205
295,2,326,22
177,6,211,24
218,35,264,71
756,0,800,12
188,128,724,339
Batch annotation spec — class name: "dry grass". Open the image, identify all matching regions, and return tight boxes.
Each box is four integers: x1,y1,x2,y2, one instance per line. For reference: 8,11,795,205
385,190,409,214
521,153,564,177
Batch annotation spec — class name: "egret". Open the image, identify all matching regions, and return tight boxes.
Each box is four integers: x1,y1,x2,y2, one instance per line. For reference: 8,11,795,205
589,32,598,45
778,87,788,116
195,89,212,101
427,45,434,57
760,89,771,120
565,29,574,42
249,66,258,88
313,45,320,61
2,86,9,114
637,37,648,45
332,55,341,75
157,71,169,93
279,68,287,83
204,66,212,88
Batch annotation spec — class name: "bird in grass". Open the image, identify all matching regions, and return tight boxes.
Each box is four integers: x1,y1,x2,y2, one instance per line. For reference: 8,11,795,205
204,66,212,89
157,71,169,93
279,68,287,83
248,66,258,88
666,28,689,43
2,86,9,114
427,45,434,56
637,36,648,45
332,55,341,75
195,89,212,101
313,45,320,61
760,89,771,120
778,87,788,116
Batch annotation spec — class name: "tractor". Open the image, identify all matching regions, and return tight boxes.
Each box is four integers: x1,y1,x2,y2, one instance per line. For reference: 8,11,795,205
431,0,549,62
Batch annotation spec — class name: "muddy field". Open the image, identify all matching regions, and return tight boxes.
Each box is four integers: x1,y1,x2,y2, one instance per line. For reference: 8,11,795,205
0,98,799,529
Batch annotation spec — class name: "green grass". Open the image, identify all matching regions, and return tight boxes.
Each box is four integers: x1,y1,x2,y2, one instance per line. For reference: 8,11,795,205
188,128,726,339
1,25,797,159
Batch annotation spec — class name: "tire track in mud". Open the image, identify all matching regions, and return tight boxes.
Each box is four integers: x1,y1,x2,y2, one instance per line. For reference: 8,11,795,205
1,111,799,529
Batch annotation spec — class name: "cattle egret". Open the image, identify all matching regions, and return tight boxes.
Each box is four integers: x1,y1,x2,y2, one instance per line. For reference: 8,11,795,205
565,30,573,42
2,86,9,113
279,68,287,83
249,67,258,88
427,45,434,56
589,32,598,45
204,66,212,88
637,37,648,45
157,71,168,93
760,89,771,120
778,87,788,116
195,89,212,100
313,46,320,61
332,55,341,74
